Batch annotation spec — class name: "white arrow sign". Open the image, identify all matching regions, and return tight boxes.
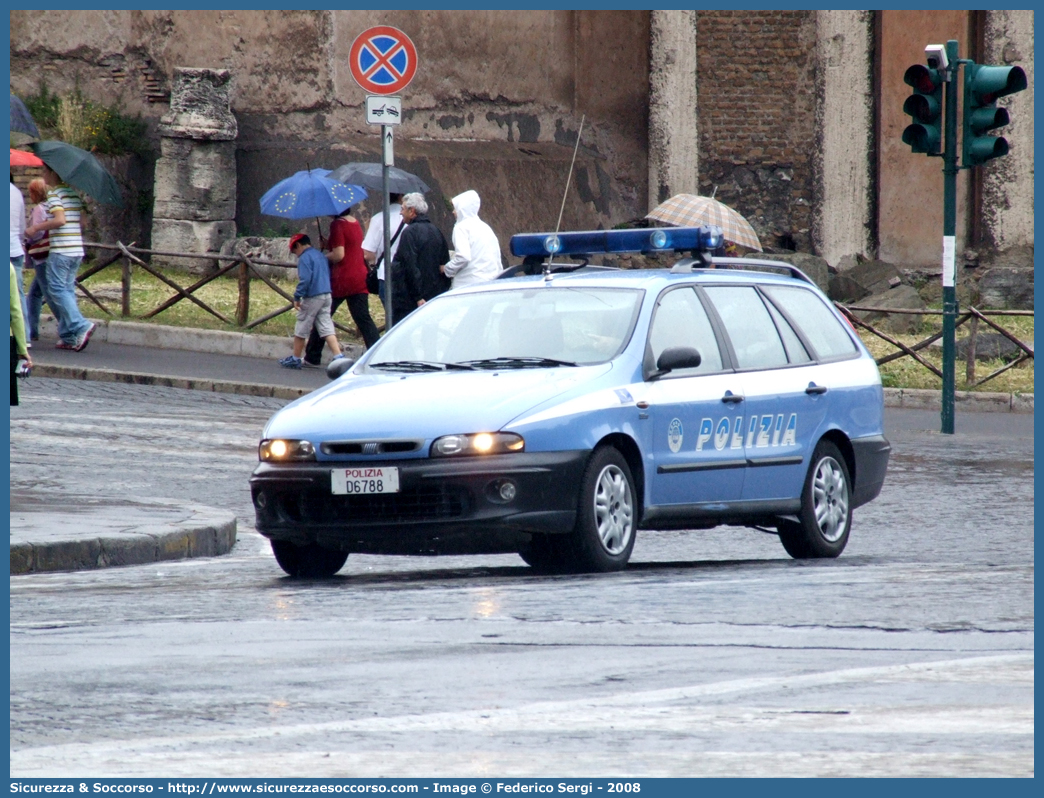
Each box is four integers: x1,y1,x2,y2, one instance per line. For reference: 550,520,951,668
382,126,394,167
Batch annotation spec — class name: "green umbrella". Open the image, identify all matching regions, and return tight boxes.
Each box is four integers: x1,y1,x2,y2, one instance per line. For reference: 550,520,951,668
29,140,123,206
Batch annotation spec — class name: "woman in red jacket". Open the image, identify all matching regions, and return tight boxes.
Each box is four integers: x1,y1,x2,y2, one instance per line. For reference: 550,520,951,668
304,206,380,366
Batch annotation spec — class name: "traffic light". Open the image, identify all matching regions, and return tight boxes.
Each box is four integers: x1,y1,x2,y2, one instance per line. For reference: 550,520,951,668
962,64,1027,166
902,64,945,154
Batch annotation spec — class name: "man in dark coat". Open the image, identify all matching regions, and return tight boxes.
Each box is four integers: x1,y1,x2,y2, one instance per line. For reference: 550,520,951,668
388,192,451,326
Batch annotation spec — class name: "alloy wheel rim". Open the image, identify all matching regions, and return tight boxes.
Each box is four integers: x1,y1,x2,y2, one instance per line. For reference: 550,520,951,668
593,464,633,555
812,456,849,543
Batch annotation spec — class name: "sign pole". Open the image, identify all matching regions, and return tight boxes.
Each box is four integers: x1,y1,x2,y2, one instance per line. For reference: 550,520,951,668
382,124,393,329
349,25,418,332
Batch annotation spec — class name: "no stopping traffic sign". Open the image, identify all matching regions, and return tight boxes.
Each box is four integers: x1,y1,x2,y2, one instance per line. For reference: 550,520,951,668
349,26,418,95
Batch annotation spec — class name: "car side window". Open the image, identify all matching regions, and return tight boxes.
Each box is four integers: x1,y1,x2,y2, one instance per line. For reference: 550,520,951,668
762,285,858,360
647,287,724,376
703,285,789,370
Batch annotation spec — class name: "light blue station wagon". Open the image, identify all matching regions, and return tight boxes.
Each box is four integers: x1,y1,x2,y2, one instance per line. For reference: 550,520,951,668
251,227,890,577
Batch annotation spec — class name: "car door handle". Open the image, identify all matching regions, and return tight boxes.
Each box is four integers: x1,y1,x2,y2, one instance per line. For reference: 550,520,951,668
806,382,828,395
721,391,744,404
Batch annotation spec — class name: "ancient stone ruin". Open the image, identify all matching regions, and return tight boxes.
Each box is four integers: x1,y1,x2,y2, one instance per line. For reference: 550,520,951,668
150,68,237,272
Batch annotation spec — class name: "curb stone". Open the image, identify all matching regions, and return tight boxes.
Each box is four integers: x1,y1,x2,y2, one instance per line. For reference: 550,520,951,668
39,316,366,362
882,387,1033,413
10,496,237,575
32,363,312,401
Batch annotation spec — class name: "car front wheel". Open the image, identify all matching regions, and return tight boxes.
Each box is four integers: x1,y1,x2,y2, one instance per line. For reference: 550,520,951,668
778,439,852,559
271,540,349,578
518,533,564,572
570,446,637,572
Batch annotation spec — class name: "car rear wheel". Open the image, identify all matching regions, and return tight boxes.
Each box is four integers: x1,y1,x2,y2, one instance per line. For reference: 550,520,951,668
778,439,852,559
271,540,349,578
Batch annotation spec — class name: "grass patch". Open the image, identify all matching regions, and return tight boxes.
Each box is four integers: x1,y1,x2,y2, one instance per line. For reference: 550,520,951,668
858,314,1033,394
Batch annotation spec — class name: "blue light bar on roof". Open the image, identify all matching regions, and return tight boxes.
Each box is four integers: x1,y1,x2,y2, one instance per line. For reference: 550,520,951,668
509,226,724,258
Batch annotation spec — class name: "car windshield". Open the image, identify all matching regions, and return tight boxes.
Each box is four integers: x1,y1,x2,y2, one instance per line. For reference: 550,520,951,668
367,286,643,370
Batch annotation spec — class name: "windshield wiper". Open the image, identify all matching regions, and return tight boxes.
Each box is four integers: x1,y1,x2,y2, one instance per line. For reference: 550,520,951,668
371,360,475,372
459,357,578,370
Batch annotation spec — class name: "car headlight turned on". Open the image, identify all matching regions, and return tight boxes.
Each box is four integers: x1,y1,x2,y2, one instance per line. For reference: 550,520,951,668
431,432,524,457
259,439,316,462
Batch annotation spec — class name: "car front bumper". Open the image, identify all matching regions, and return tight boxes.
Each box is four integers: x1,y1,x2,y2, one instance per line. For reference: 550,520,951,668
250,450,589,555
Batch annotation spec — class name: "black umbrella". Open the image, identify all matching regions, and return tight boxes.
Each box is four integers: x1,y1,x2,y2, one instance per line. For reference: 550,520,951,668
30,140,123,206
10,94,39,138
329,162,430,195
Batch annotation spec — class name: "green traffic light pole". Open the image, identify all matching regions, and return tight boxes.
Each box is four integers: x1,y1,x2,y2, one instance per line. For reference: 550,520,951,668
925,42,1025,432
939,39,960,434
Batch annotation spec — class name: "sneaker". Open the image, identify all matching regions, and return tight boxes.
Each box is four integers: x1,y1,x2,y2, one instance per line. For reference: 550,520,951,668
279,355,304,369
331,353,345,361
302,358,323,369
74,322,97,352
55,340,76,350
30,333,39,342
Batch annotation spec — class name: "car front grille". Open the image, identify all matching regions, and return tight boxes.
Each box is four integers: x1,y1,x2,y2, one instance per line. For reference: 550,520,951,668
321,440,422,455
277,485,469,525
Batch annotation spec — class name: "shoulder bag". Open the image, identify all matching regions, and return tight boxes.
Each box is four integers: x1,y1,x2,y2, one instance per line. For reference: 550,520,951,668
367,218,406,295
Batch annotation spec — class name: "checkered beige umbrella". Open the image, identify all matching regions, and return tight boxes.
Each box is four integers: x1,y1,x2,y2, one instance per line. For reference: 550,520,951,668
646,193,762,251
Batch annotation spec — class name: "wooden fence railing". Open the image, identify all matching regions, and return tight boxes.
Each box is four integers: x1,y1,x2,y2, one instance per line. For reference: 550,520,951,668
65,244,1035,389
835,302,1033,389
74,241,363,336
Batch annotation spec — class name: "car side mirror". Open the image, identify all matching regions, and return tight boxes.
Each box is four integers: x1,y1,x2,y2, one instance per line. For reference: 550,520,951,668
326,357,356,380
651,346,701,378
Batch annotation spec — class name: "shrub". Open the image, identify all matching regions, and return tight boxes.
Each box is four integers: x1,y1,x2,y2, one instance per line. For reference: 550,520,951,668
23,82,150,158
22,82,60,131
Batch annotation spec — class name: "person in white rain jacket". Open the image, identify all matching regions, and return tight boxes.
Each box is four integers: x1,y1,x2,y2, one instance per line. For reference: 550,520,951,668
442,190,502,289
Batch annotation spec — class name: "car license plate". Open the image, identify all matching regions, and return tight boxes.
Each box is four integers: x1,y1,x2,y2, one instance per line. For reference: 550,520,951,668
331,467,400,495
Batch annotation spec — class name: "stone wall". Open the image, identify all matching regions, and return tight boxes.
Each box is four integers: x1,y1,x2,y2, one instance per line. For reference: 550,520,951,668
10,9,651,261
877,10,974,268
648,10,699,207
981,9,1035,267
812,10,874,268
10,9,1033,278
696,10,818,253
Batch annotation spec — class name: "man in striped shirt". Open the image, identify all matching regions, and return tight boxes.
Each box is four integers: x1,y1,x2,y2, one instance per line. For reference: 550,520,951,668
24,166,96,351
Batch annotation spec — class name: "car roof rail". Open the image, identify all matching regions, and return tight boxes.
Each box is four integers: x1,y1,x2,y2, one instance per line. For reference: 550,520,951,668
671,256,817,287
498,259,621,279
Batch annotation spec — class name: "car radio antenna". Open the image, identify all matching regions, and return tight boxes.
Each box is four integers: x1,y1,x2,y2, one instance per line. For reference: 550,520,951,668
547,114,585,278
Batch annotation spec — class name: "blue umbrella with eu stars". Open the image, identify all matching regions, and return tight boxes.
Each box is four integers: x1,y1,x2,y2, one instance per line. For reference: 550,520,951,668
259,168,368,220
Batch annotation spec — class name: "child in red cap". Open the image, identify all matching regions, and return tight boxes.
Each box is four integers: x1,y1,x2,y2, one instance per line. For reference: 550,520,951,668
279,234,345,369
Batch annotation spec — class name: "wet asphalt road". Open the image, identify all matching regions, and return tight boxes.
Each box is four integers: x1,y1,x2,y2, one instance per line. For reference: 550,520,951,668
9,379,1034,777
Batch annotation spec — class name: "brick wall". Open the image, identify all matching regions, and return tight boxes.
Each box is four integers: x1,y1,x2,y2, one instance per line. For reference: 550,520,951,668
697,10,817,252
11,166,42,200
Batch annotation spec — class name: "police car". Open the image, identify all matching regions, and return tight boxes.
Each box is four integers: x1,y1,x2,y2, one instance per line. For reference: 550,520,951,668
250,226,890,577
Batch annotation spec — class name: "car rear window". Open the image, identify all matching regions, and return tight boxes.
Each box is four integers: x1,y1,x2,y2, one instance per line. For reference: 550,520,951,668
703,285,789,370
762,286,858,360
